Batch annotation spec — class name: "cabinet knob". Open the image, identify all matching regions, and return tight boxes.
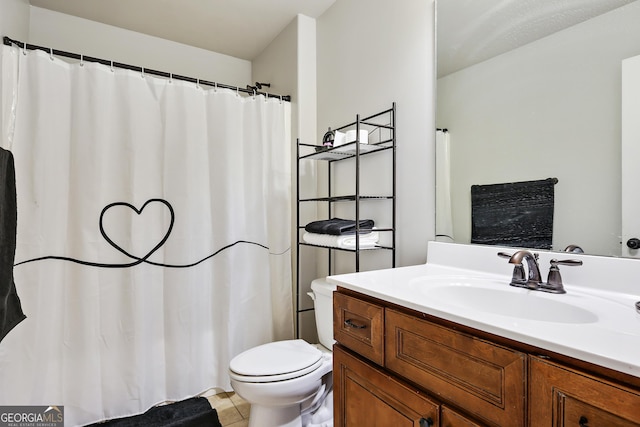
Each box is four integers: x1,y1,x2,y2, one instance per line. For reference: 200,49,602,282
420,417,434,427
627,238,640,249
579,416,589,427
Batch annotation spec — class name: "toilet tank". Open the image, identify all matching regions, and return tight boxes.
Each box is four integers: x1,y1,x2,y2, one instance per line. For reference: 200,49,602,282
310,278,337,349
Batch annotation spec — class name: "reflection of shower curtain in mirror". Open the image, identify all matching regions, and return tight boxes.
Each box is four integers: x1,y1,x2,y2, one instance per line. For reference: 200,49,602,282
0,45,292,425
436,129,454,242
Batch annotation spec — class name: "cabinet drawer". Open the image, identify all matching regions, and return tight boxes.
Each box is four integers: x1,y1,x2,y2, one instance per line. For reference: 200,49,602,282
529,356,640,426
385,309,526,427
334,345,439,427
333,292,384,365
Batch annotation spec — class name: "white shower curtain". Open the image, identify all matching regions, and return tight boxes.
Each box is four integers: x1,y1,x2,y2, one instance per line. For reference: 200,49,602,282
0,45,292,425
436,129,454,242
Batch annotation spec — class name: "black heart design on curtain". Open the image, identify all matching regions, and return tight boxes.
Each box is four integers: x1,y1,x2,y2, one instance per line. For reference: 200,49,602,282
99,199,175,265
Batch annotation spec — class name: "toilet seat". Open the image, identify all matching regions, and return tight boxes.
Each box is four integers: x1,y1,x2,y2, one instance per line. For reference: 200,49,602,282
229,339,324,383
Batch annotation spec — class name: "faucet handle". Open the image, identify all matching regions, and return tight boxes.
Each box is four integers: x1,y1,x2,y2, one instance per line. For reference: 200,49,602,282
551,258,583,267
497,252,526,284
543,258,583,294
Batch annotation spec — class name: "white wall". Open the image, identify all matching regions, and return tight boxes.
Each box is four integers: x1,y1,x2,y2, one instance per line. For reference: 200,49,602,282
0,0,29,41
253,14,316,143
437,2,640,257
316,0,436,269
28,6,251,87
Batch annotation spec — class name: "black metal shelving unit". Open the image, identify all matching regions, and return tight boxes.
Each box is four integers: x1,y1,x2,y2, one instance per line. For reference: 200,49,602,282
295,103,396,337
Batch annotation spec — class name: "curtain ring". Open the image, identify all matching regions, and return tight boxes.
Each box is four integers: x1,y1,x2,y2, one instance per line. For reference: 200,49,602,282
141,67,145,79
214,82,217,92
49,48,54,61
196,78,200,89
169,73,173,83
236,87,239,97
80,54,84,67
21,43,27,55
110,61,114,72
279,95,283,104
265,92,269,103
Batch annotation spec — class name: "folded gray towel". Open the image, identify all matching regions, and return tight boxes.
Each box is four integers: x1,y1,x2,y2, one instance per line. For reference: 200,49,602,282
305,218,375,235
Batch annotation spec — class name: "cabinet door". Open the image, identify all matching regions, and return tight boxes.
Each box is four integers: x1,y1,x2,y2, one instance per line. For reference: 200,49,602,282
529,356,640,426
385,309,526,427
441,406,487,427
334,345,439,427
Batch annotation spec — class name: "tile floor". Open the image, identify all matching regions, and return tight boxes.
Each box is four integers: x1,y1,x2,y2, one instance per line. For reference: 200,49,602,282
206,391,250,427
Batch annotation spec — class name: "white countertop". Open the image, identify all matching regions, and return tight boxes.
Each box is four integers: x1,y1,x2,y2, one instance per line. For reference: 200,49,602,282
327,242,640,379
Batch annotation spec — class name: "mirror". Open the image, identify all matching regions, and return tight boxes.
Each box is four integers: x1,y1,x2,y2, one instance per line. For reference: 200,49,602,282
435,0,640,257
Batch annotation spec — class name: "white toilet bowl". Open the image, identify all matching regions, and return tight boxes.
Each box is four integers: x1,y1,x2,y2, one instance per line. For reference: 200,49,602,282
229,278,336,427
229,340,332,427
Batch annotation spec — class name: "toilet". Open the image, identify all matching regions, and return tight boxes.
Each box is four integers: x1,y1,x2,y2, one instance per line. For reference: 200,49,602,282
229,278,337,427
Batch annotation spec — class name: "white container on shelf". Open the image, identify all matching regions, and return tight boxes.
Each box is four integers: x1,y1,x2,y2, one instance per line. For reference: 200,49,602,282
344,129,368,145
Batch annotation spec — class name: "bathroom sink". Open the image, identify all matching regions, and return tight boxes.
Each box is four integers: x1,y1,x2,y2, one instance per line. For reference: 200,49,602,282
409,276,599,324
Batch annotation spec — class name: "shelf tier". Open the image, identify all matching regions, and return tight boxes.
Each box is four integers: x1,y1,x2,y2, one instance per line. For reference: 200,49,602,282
299,242,394,251
300,140,393,161
298,226,394,232
299,195,393,203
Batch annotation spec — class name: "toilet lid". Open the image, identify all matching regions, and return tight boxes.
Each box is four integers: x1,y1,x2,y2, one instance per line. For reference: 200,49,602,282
229,339,322,382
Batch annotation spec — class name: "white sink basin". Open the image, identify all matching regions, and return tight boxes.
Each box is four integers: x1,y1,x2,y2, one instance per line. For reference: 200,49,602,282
326,244,640,379
409,276,599,324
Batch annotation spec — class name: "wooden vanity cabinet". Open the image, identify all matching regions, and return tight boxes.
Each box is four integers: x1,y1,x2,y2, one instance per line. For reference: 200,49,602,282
333,288,640,427
529,356,640,426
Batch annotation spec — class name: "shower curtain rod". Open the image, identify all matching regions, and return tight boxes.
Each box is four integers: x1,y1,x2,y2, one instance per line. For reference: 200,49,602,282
2,36,291,102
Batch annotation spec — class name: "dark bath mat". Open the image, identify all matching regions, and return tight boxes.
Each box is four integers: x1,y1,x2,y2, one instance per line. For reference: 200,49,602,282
85,397,221,427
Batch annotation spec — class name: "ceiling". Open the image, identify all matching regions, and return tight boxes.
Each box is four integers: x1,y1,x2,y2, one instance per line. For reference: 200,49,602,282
28,0,637,73
437,0,638,77
28,0,337,60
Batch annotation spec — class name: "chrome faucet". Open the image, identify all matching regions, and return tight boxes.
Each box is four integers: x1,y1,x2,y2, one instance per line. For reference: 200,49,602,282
498,250,542,289
498,251,582,294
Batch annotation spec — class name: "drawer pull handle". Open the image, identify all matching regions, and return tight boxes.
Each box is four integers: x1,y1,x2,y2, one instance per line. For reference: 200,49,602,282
420,417,434,427
579,416,589,427
344,319,366,329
